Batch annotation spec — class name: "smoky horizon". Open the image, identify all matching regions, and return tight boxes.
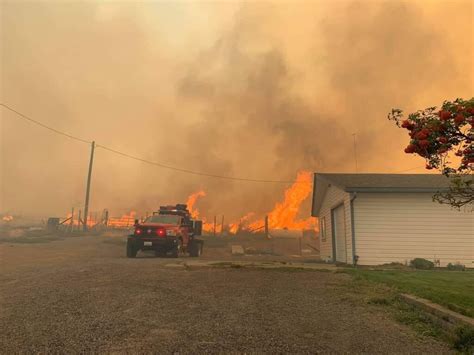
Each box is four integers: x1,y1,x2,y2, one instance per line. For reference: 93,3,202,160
1,0,472,222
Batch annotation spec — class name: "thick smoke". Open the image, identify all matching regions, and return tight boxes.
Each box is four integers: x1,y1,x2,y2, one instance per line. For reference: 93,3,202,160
1,1,472,221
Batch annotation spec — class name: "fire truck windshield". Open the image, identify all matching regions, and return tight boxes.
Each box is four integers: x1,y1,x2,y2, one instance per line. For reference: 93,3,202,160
144,215,181,225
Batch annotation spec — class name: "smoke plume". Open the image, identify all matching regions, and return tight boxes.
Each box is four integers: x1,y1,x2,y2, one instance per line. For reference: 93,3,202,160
1,1,472,221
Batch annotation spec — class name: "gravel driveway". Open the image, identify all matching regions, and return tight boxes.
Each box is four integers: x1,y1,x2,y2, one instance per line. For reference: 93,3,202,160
0,235,449,353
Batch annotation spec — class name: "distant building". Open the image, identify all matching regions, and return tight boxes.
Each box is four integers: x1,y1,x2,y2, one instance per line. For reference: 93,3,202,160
311,174,473,268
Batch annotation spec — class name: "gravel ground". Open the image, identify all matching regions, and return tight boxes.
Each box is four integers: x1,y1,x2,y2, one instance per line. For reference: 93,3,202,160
0,235,450,353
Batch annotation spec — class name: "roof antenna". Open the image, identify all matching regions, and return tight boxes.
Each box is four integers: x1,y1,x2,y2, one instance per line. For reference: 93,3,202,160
352,133,358,173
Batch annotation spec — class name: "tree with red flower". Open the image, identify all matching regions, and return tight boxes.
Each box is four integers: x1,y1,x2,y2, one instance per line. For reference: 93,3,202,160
388,98,473,209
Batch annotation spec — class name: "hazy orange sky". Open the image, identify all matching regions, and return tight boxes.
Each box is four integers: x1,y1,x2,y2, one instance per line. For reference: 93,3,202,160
1,0,472,219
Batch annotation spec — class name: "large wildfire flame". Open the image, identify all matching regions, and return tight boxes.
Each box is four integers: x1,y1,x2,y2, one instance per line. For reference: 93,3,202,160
247,171,316,231
186,191,206,219
60,171,315,234
186,191,219,233
186,171,316,234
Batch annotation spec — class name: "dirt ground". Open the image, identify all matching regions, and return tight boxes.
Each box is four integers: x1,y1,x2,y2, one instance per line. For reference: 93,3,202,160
0,234,450,353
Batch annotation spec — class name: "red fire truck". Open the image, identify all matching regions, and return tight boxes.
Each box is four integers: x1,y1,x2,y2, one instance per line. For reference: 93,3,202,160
126,204,203,258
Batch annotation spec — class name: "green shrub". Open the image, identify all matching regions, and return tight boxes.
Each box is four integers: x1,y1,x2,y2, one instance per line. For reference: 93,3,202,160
410,258,435,270
382,262,405,267
453,325,474,353
447,262,465,271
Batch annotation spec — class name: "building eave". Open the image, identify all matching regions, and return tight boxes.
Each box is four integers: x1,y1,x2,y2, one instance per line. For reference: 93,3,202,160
345,187,449,193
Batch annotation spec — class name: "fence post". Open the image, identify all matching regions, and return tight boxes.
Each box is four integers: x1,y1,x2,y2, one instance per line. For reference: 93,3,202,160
78,209,82,231
70,207,75,233
213,216,217,237
264,215,269,239
104,209,109,226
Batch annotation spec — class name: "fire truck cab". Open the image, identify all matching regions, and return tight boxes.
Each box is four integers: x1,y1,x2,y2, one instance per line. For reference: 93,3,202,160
126,204,203,258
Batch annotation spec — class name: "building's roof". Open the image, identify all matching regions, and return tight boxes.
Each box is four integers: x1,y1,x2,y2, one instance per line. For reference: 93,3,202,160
317,173,452,191
311,173,461,217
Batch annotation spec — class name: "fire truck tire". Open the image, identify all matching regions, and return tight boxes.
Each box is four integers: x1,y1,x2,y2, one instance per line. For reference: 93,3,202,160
189,240,202,257
126,240,137,258
171,239,183,258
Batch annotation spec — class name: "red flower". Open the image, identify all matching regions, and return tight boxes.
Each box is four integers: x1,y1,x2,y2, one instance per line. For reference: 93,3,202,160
439,110,451,120
419,140,430,148
438,137,448,144
404,144,417,154
415,132,428,140
454,114,465,125
401,120,410,128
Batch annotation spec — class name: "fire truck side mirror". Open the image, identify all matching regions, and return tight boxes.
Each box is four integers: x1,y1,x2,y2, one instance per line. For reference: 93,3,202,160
193,220,203,236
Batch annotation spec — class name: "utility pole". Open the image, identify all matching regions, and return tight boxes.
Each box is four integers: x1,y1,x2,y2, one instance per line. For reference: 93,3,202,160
352,133,358,173
220,215,225,235
213,216,217,237
83,141,95,232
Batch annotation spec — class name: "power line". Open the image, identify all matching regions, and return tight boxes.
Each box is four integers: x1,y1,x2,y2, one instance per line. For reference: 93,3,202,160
1,102,427,181
1,103,297,183
1,103,91,144
97,144,297,183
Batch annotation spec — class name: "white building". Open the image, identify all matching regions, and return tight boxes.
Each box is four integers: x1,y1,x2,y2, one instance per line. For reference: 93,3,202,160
311,173,473,268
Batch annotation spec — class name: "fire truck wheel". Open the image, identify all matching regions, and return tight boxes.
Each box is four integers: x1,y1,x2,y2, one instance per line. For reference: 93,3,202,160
171,239,183,258
189,240,202,257
126,239,137,258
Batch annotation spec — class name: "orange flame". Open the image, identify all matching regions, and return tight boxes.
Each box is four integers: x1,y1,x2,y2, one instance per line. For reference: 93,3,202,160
2,215,13,222
186,190,206,219
64,210,137,228
247,171,316,231
65,212,98,227
108,211,137,228
229,212,255,234
185,190,216,232
185,170,317,235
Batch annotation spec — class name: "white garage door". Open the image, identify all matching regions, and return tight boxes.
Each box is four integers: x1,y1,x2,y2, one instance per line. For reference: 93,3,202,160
333,204,347,263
